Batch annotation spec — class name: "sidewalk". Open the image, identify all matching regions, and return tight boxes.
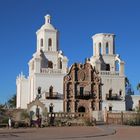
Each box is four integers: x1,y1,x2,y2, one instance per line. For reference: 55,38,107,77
0,126,116,139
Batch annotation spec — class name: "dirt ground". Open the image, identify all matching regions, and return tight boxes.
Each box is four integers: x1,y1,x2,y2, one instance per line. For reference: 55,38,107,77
0,125,140,140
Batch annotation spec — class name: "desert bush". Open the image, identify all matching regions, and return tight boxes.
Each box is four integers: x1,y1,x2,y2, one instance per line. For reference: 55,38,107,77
13,121,29,128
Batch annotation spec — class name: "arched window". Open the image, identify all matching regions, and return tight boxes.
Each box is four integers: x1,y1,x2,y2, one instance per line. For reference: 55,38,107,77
36,87,42,99
49,103,54,113
48,61,53,68
99,42,102,55
58,58,62,69
119,90,122,96
106,42,109,54
115,61,119,71
40,38,43,47
106,64,110,71
109,89,112,99
48,38,52,46
80,87,84,97
38,87,41,94
49,86,53,98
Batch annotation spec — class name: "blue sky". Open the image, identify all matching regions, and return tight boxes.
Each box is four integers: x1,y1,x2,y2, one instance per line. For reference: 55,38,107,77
0,0,140,103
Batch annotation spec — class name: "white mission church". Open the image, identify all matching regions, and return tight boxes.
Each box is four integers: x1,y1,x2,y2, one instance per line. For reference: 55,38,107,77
16,15,68,112
16,14,138,113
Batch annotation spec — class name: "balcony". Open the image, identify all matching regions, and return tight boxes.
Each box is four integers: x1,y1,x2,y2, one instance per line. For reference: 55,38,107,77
46,92,63,99
76,91,96,100
106,93,122,101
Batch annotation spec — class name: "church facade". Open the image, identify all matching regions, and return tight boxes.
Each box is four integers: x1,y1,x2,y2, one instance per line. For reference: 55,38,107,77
63,62,101,113
16,15,68,112
16,14,127,113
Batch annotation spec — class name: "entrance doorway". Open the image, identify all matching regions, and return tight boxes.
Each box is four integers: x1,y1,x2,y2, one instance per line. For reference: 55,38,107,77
78,106,86,112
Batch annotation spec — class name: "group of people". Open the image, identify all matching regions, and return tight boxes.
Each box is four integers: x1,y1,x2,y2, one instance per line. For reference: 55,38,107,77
30,116,42,128
8,117,42,128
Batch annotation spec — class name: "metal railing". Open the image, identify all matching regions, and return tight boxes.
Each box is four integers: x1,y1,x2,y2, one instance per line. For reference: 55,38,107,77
45,92,63,99
106,93,122,100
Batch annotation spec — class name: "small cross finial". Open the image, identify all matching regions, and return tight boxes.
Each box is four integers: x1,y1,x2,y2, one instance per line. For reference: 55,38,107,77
45,14,51,24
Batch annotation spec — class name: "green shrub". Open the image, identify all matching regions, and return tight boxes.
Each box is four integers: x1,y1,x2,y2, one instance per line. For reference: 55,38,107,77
1,117,8,123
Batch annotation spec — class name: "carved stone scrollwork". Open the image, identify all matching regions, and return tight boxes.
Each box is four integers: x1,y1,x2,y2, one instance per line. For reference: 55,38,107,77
66,75,71,81
78,70,85,81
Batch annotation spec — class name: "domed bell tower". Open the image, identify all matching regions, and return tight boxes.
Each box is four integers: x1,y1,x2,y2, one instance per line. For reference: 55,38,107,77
36,14,59,53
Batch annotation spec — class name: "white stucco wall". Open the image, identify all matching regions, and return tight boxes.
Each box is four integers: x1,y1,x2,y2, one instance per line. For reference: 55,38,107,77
101,75,125,100
102,100,126,111
16,75,29,109
41,99,63,112
33,73,65,99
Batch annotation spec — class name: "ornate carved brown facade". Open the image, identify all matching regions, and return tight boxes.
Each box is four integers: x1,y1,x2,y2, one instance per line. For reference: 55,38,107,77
64,62,101,113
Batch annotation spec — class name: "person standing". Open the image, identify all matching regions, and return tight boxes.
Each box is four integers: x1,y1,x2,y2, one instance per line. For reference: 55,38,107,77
8,117,12,129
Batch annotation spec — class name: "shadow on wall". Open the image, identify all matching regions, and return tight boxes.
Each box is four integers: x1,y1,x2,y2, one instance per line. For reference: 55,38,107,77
99,55,110,71
40,50,53,68
125,95,133,111
40,50,48,68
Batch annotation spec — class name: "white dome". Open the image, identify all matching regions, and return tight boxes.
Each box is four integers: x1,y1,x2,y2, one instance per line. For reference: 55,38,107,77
41,23,55,30
42,14,55,30
36,14,56,34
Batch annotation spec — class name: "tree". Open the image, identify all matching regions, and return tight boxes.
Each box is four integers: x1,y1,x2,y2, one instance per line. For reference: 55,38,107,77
7,94,16,108
125,77,134,95
0,104,7,123
0,104,5,109
125,77,129,87
0,104,5,115
137,83,140,94
21,110,30,122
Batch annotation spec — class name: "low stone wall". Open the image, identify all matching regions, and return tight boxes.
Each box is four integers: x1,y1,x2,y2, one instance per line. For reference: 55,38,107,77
92,111,104,121
107,111,140,125
7,109,25,121
46,112,91,126
47,112,89,119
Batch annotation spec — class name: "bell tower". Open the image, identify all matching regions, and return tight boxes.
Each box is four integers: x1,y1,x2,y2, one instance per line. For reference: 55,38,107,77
36,14,58,53
90,33,126,111
92,33,115,56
